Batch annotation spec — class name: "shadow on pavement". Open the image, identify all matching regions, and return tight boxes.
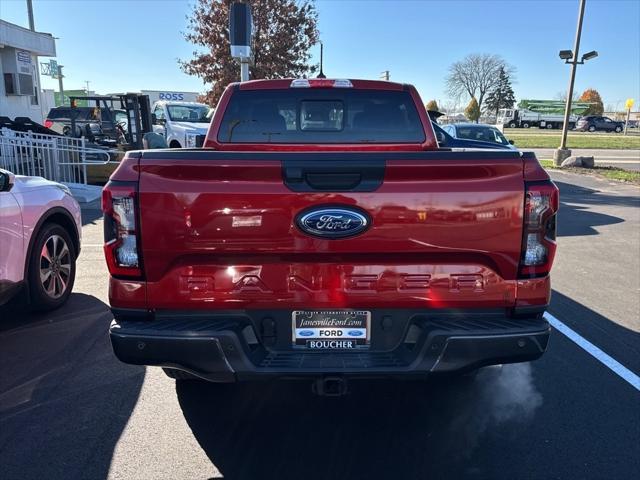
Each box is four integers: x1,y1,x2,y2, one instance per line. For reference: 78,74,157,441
0,293,144,480
81,204,103,226
550,289,640,372
177,364,542,480
554,181,631,237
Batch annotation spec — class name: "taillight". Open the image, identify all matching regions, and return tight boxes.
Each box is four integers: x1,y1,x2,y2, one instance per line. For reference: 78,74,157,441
519,181,559,278
102,181,142,278
44,119,53,128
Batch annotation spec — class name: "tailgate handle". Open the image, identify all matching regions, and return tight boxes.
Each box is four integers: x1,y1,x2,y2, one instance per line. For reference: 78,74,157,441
305,172,362,190
283,160,385,192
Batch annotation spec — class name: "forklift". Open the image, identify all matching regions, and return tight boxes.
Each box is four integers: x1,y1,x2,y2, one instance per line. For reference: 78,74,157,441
69,93,153,150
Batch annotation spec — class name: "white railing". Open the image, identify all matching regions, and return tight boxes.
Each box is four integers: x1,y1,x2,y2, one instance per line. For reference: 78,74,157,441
0,128,113,184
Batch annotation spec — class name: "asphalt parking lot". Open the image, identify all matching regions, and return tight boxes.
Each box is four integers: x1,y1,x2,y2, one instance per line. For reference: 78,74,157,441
1,171,639,480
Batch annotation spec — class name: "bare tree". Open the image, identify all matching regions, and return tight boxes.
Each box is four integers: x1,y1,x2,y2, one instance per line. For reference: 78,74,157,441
446,53,514,114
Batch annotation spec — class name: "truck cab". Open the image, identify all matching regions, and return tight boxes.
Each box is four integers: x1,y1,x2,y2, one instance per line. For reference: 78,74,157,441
151,101,211,148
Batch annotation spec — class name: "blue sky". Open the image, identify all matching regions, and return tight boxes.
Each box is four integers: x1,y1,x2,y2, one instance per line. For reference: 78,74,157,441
2,0,639,109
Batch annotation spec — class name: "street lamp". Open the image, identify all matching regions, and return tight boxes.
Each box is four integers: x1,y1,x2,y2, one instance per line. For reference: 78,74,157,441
554,0,598,166
559,50,573,60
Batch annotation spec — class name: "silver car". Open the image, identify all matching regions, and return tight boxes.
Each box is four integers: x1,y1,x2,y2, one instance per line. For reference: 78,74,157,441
442,123,518,150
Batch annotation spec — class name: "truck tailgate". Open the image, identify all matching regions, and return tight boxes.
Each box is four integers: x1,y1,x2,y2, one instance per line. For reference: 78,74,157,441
137,151,524,310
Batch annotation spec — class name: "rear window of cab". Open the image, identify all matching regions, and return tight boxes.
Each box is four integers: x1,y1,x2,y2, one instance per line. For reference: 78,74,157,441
217,89,425,144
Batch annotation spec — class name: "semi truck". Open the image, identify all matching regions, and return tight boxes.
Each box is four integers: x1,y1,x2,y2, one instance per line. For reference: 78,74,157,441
104,78,558,395
498,100,593,129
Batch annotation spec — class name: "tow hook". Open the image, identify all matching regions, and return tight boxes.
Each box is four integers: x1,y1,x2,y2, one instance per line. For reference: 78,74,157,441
312,376,349,397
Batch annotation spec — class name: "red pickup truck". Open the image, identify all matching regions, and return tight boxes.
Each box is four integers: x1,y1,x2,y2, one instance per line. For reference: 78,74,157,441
104,78,558,394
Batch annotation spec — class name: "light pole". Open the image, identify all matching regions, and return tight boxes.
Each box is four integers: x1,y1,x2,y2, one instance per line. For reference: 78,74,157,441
554,0,598,166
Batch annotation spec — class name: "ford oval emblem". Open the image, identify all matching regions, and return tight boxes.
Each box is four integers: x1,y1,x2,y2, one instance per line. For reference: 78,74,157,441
298,330,314,337
347,330,364,337
296,207,370,239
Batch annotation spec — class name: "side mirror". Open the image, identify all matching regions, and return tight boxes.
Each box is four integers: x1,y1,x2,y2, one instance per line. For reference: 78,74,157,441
508,139,515,145
151,113,157,125
0,169,16,192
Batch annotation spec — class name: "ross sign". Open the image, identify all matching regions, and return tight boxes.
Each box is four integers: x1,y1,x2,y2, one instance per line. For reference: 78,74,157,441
140,90,200,104
626,98,635,110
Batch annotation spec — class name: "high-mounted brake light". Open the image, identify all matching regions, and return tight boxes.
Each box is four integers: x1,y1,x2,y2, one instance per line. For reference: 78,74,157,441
519,181,559,278
102,181,142,278
290,78,353,88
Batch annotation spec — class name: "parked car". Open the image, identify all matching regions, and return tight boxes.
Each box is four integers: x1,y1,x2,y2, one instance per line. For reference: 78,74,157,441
105,78,558,394
151,101,211,148
576,116,624,133
0,169,81,310
45,106,128,138
431,123,513,150
442,123,517,150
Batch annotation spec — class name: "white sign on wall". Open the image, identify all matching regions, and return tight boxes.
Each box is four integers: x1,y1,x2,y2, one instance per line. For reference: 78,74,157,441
16,50,32,74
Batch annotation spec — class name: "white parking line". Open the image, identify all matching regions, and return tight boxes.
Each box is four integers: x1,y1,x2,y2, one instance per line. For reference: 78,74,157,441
544,312,640,391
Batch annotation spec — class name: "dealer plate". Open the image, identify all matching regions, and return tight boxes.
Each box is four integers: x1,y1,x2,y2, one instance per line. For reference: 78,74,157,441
292,310,370,349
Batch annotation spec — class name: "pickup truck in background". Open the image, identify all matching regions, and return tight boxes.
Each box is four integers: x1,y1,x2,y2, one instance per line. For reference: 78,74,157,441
150,100,211,148
104,78,558,395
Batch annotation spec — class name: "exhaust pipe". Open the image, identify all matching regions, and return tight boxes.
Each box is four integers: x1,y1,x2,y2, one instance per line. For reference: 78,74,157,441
312,376,348,397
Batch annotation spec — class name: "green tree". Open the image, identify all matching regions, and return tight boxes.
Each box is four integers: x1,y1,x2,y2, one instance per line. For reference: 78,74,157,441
182,0,319,106
578,88,604,116
464,97,481,123
484,66,516,117
426,99,440,112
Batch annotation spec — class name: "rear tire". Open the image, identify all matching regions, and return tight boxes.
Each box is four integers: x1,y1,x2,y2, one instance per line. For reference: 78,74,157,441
615,126,622,133
546,123,554,129
522,122,530,128
162,368,202,381
27,223,76,311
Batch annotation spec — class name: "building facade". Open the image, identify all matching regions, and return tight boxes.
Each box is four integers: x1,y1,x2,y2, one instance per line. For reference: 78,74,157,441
0,19,56,123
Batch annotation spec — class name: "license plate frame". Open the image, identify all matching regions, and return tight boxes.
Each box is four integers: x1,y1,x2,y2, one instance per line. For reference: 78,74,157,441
292,310,371,349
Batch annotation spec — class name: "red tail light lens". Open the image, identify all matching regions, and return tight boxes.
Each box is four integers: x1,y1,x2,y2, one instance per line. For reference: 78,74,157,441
44,119,53,129
519,181,559,278
102,181,142,278
290,79,353,88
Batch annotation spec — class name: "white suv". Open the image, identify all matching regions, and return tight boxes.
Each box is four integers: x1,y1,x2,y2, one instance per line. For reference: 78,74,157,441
0,169,82,310
151,101,211,148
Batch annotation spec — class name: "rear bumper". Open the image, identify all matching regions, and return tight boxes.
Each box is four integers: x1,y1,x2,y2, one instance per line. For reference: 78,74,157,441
109,309,550,382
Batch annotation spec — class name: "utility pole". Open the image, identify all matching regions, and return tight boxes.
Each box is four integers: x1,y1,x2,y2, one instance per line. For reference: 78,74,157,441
554,0,587,166
240,60,249,82
26,0,35,30
57,66,65,106
85,80,91,95
380,70,390,81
